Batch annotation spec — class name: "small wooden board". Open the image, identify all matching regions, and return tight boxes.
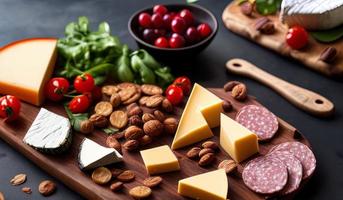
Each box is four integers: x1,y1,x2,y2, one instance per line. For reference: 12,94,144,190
0,88,313,200
222,2,343,78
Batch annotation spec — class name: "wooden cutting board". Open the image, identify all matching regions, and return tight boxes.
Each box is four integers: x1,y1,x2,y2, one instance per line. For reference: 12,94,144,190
0,88,313,200
222,2,343,78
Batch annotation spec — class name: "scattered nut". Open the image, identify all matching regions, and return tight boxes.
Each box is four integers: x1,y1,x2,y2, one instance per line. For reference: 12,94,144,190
110,111,128,129
110,181,124,192
186,147,201,159
218,159,237,174
125,126,144,140
127,106,143,117
138,135,153,146
254,17,275,34
91,167,112,185
118,86,136,101
199,148,215,158
224,81,241,92
231,83,248,101
163,117,178,135
10,173,26,186
38,180,56,196
129,115,144,127
126,103,139,111
153,110,165,122
143,120,164,137
22,187,32,194
161,98,173,113
145,95,164,108
117,170,135,182
89,114,108,128
110,168,124,178
222,100,233,112
80,120,94,134
102,85,119,96
240,1,253,16
202,141,218,150
110,93,121,108
95,101,113,117
198,153,216,167
112,131,125,140
141,84,163,96
123,140,139,151
106,135,121,152
142,113,156,123
0,192,4,200
143,176,163,188
129,186,152,199
320,47,337,63
139,96,149,106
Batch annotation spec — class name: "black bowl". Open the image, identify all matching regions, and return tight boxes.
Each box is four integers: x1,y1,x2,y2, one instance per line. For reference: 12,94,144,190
128,4,218,62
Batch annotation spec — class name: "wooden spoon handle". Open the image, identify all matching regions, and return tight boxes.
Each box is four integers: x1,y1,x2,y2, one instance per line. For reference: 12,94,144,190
226,58,334,117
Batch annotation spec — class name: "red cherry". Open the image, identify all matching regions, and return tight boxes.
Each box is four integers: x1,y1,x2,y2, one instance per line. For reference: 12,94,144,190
286,26,308,50
197,23,212,38
171,17,187,34
179,9,194,26
154,37,169,48
165,85,184,106
169,33,185,48
142,29,158,43
153,5,168,15
162,14,173,29
185,27,200,44
138,12,152,28
151,13,164,28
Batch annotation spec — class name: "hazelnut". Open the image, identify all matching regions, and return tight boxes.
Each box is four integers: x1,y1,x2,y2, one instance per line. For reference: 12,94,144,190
153,110,165,122
89,114,108,128
163,117,178,135
231,83,248,101
142,113,156,123
161,98,173,113
110,93,121,107
129,115,144,127
80,120,94,134
125,126,144,140
143,120,164,137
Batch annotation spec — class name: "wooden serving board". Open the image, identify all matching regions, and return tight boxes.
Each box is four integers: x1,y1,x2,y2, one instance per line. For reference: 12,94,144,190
0,88,313,200
222,2,343,78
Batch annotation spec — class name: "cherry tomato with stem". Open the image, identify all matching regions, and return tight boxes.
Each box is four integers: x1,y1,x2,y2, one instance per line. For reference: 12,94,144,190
173,76,192,95
0,95,21,122
286,26,308,50
68,95,90,113
45,77,70,101
165,85,184,106
74,73,95,93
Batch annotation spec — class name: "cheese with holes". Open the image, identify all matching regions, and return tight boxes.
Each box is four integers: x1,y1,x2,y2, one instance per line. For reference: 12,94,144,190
171,83,223,149
140,145,180,175
178,169,228,200
220,113,259,163
0,38,57,106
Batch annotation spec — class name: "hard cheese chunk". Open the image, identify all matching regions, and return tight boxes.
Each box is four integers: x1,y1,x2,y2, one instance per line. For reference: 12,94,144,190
0,38,57,106
220,113,259,163
178,169,228,200
171,83,223,149
140,145,180,175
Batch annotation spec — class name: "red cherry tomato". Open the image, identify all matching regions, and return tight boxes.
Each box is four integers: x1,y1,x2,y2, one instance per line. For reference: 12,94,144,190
154,37,169,48
179,9,194,26
169,33,185,48
68,95,90,113
45,77,70,101
74,73,95,93
165,85,184,106
286,26,308,50
171,17,187,34
185,27,200,44
153,5,168,15
151,13,164,28
197,23,212,38
138,12,152,28
173,76,192,95
162,14,173,29
0,95,21,122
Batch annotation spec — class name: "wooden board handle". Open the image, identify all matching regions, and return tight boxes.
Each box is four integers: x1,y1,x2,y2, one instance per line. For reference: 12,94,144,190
226,58,335,117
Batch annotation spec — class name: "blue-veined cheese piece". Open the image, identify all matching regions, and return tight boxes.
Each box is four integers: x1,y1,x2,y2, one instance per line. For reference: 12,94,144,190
280,0,343,30
78,138,123,171
23,108,72,154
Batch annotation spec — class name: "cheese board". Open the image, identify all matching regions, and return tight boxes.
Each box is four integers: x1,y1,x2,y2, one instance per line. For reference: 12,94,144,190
222,1,343,78
0,88,314,200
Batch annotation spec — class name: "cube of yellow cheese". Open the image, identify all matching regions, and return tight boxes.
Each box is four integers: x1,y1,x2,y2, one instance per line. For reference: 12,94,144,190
220,113,259,163
178,169,228,200
140,145,180,175
171,83,223,149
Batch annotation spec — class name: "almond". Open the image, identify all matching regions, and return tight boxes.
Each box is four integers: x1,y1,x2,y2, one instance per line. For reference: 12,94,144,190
10,174,26,186
38,180,56,196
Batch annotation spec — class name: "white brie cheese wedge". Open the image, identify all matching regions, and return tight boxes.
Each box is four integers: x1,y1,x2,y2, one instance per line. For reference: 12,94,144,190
280,0,343,30
23,108,72,154
78,138,123,170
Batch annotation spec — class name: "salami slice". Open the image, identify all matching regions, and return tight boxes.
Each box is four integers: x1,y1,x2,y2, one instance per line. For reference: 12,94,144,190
236,105,279,141
269,142,316,179
242,156,288,194
267,151,303,195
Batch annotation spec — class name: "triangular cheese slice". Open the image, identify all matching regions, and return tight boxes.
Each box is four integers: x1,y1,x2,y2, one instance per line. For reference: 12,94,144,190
171,83,223,149
78,138,123,170
178,169,228,200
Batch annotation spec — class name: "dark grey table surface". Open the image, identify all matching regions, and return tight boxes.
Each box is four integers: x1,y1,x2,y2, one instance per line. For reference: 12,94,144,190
1,0,342,199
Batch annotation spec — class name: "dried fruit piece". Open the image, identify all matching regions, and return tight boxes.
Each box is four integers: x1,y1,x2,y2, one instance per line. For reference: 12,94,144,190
22,187,32,194
143,120,164,137
110,181,124,192
129,186,152,199
198,153,216,166
201,141,218,150
163,117,178,135
153,110,165,122
91,167,112,185
142,113,156,123
199,148,215,157
218,159,237,174
10,174,26,186
145,95,164,108
106,135,121,152
95,101,113,117
110,168,124,178
110,93,121,108
138,135,153,146
141,84,163,96
125,126,144,140
143,176,163,188
231,83,248,101
123,140,139,151
110,111,128,129
117,170,136,182
186,147,201,159
38,180,56,196
102,85,119,96
89,114,108,128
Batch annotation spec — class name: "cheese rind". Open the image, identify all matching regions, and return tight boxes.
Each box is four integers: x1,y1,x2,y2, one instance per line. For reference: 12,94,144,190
140,145,180,175
220,113,259,163
178,169,228,200
0,38,57,106
171,83,223,149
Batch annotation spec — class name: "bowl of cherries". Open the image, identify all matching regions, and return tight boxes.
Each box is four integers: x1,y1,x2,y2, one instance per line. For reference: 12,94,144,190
128,4,218,61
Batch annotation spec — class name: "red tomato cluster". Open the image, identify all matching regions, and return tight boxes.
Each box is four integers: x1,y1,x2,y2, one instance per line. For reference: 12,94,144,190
45,73,99,113
165,76,192,106
138,4,212,48
0,95,21,122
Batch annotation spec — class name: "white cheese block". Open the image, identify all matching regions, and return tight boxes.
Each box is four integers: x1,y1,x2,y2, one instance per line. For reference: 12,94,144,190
78,138,123,170
23,108,72,154
280,0,343,30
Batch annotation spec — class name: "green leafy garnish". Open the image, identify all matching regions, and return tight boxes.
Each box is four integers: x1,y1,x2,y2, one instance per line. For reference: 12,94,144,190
256,0,282,15
102,127,119,135
310,25,343,43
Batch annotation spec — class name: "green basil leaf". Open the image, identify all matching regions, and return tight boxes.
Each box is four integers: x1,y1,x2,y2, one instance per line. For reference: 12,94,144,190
256,0,282,15
98,22,110,34
102,127,119,135
310,25,343,43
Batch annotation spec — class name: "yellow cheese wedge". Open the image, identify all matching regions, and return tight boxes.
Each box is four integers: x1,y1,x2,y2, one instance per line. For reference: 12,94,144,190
171,83,223,149
140,145,180,175
0,38,57,106
220,113,259,163
178,169,228,200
